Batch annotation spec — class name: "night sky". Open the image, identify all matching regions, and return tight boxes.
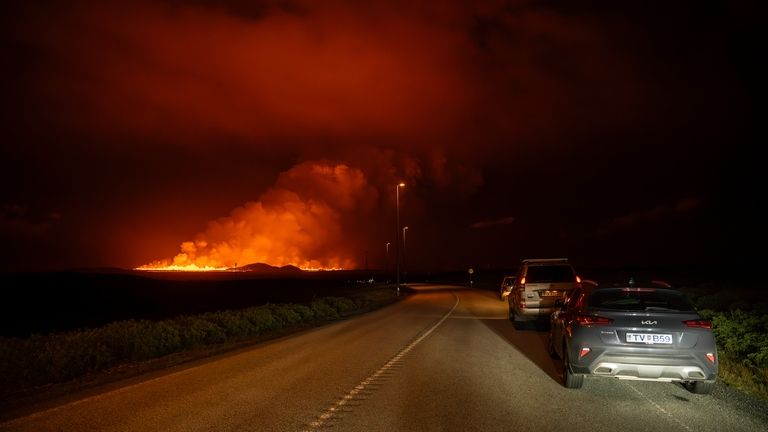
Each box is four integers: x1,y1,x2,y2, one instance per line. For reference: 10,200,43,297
1,1,760,273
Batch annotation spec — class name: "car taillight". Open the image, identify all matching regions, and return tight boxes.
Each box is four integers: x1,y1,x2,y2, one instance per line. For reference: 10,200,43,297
576,315,613,325
579,347,591,358
684,319,712,329
706,353,716,363
576,275,581,283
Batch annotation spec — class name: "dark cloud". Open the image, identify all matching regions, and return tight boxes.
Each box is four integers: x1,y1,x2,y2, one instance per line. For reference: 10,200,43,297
596,197,702,236
0,0,758,271
0,204,60,238
470,216,515,229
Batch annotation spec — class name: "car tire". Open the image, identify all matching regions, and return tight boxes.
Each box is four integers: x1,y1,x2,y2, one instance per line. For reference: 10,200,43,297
563,346,584,389
547,335,558,358
509,308,525,330
685,380,715,395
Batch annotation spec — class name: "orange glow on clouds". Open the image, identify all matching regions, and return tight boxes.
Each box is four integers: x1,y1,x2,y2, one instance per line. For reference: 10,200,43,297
14,0,473,148
138,161,375,271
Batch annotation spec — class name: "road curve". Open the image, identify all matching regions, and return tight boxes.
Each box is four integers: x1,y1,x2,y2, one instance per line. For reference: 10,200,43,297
1,285,766,432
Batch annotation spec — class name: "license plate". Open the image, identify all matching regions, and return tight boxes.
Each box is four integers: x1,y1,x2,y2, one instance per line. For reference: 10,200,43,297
541,290,561,297
626,333,673,344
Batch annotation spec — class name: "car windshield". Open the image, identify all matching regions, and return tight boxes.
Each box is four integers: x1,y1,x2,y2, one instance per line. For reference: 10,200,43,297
525,265,574,283
588,288,694,312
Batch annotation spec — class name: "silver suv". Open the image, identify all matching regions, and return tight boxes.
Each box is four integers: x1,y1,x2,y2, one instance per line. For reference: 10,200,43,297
508,258,580,329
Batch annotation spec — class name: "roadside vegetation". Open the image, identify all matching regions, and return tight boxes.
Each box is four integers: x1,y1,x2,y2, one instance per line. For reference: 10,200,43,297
0,287,398,399
683,283,768,401
2,275,765,403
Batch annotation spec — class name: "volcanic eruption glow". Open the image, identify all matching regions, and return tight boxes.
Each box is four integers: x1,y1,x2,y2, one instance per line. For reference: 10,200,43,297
136,161,375,272
136,263,229,272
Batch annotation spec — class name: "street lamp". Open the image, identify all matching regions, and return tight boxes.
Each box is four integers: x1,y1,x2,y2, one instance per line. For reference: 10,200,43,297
402,226,409,285
385,242,391,273
395,182,405,295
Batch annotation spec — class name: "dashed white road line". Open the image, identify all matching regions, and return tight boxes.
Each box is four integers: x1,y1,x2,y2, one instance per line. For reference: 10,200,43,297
625,382,693,432
304,294,460,431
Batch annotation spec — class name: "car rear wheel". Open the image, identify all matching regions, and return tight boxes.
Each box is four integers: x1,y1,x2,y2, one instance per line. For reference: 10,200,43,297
509,308,526,330
509,309,526,330
547,335,558,358
685,380,715,395
562,346,584,389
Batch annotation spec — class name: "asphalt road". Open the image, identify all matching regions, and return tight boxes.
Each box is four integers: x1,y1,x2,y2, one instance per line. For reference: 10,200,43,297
2,285,766,432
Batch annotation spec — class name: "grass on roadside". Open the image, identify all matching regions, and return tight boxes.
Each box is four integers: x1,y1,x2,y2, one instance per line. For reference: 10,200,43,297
0,287,399,398
684,282,768,401
694,308,768,401
717,357,768,400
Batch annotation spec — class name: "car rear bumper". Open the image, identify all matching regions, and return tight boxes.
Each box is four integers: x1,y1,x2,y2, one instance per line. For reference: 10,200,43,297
515,306,557,320
574,351,717,382
590,362,712,381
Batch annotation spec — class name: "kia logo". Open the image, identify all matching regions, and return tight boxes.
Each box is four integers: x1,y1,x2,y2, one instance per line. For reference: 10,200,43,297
641,320,658,325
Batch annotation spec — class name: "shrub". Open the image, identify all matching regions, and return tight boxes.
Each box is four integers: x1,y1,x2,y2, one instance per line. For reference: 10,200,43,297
171,316,227,347
711,310,768,368
100,320,182,361
717,357,768,402
285,304,313,321
0,291,391,395
268,304,302,327
0,330,116,390
310,299,339,320
201,311,256,338
322,297,357,315
240,307,278,333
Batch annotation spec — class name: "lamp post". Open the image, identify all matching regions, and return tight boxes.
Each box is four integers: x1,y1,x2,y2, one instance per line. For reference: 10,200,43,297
385,242,391,274
395,182,405,295
402,226,409,285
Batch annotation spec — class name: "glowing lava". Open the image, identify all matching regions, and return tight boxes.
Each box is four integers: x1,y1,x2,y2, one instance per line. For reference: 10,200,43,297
135,263,229,272
137,162,373,272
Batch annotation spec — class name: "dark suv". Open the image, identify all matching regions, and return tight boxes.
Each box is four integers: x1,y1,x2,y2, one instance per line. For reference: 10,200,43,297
548,279,718,393
507,258,580,329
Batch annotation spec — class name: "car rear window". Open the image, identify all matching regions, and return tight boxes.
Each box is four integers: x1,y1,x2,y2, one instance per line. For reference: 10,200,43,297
587,288,694,312
525,265,575,283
